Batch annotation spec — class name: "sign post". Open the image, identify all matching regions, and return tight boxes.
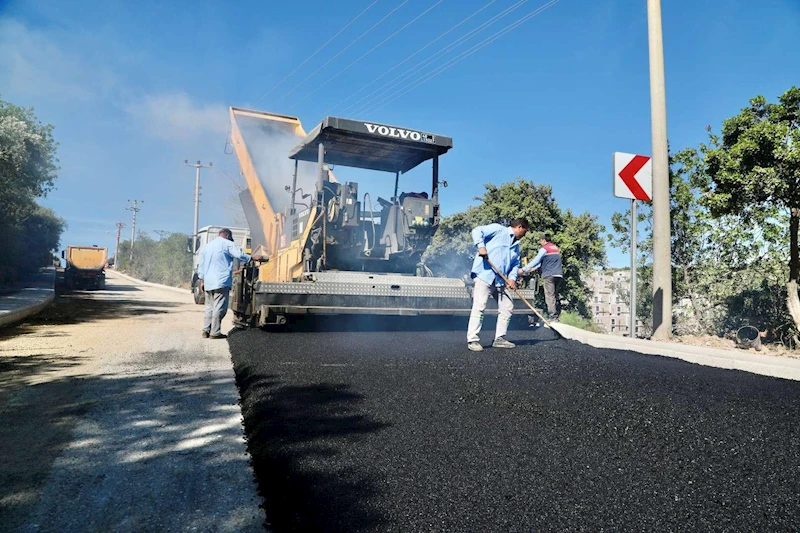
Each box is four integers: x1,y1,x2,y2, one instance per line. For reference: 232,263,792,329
613,152,653,338
630,199,637,337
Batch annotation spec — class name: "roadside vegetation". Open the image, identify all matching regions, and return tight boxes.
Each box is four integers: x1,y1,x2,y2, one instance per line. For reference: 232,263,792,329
115,232,193,288
558,311,601,333
0,97,66,283
611,86,800,348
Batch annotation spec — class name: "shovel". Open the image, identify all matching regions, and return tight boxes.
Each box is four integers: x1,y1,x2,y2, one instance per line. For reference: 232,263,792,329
484,257,564,339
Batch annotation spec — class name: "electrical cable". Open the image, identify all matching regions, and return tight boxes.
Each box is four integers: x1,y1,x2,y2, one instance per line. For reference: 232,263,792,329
360,0,562,115
343,0,530,116
326,0,498,115
287,0,444,111
276,0,412,104
254,0,381,105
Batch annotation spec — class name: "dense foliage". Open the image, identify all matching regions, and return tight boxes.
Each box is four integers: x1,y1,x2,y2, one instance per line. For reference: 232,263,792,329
0,98,66,282
610,87,799,345
115,232,194,288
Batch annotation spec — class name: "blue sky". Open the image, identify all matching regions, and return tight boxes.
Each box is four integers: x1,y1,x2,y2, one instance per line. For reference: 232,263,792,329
1,0,798,266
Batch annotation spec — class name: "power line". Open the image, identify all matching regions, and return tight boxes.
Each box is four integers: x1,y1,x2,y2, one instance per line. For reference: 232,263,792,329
362,0,560,115
360,0,562,116
326,0,498,115
276,0,413,104
342,0,531,117
287,0,445,111
347,0,531,116
254,0,382,105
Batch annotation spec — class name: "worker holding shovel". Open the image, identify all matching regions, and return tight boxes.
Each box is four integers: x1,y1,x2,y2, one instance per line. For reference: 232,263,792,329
467,218,529,351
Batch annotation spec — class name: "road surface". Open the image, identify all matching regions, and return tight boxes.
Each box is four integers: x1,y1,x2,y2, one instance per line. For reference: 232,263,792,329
228,318,800,532
3,274,800,532
0,272,262,532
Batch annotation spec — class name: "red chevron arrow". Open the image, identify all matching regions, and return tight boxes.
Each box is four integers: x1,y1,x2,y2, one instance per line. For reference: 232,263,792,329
618,155,651,201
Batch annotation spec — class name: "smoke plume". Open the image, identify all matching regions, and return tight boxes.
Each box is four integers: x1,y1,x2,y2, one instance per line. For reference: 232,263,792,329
235,113,318,216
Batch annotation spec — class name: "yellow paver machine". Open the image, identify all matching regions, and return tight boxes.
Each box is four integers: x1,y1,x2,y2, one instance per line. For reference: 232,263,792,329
228,107,538,327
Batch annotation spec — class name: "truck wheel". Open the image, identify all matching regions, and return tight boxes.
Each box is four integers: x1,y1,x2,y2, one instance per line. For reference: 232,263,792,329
98,277,106,290
193,280,205,305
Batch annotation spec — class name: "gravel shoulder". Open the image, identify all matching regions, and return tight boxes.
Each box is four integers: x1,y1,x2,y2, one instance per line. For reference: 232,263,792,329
0,272,263,532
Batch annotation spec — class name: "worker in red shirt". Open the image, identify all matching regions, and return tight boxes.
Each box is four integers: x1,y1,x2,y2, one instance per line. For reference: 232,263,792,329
519,234,563,322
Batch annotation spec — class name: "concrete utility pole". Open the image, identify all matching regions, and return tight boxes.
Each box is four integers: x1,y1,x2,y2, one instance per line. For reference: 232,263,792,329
114,222,125,270
184,160,212,252
647,0,672,339
126,200,144,262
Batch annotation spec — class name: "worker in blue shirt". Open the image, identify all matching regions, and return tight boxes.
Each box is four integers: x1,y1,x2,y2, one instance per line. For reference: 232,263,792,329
519,233,563,322
467,218,529,351
198,228,259,339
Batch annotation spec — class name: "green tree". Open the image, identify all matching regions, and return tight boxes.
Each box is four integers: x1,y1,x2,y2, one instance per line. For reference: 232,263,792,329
424,178,606,315
0,97,65,281
117,232,193,287
701,87,800,341
0,98,59,226
611,148,787,337
23,206,68,267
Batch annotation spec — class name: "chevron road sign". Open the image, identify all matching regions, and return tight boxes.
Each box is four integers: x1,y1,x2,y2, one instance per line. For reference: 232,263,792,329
613,152,652,201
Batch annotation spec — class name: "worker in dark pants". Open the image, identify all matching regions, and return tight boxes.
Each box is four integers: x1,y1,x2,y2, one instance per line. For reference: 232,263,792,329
519,234,563,322
198,228,257,339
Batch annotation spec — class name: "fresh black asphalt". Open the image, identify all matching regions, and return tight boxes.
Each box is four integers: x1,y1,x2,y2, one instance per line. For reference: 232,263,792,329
228,318,800,532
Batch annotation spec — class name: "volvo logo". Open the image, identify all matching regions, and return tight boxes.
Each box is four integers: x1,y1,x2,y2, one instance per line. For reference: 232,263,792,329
364,123,435,143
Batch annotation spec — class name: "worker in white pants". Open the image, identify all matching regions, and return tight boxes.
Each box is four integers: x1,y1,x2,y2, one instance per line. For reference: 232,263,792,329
467,279,515,348
466,218,529,351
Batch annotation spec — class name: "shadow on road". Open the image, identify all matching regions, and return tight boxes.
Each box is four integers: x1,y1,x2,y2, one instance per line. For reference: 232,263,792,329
99,284,142,292
234,363,391,532
0,289,181,340
0,364,258,532
0,352,87,395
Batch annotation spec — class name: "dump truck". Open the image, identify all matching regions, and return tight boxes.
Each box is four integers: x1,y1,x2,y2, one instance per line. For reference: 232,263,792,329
227,107,538,328
189,225,251,305
62,245,107,290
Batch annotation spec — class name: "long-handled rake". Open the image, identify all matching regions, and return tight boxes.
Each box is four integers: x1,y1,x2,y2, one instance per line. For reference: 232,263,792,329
485,257,564,339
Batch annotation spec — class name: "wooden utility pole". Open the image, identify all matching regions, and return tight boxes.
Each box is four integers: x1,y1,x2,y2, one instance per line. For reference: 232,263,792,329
114,222,125,270
126,200,144,262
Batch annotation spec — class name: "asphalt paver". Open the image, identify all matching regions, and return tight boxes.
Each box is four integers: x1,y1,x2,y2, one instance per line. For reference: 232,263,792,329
229,318,800,532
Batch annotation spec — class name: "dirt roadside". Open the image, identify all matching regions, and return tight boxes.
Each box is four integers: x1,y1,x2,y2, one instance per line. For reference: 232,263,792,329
0,272,264,532
669,333,800,359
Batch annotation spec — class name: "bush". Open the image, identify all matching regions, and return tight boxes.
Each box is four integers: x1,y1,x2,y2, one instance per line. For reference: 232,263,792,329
558,310,601,333
116,232,193,287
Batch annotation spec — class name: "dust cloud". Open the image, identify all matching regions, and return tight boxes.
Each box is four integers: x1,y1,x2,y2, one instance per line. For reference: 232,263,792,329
235,114,318,215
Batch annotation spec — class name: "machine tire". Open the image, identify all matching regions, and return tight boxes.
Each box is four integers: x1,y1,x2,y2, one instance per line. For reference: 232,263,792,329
98,276,106,290
193,280,205,305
